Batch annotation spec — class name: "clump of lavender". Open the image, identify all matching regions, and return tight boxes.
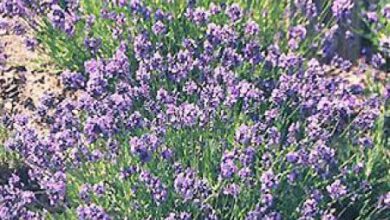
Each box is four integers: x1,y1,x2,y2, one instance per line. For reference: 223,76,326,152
377,192,390,209
326,179,347,200
61,70,86,90
84,37,102,54
139,170,168,205
174,167,211,202
77,203,111,220
0,174,41,219
0,0,26,17
331,0,354,20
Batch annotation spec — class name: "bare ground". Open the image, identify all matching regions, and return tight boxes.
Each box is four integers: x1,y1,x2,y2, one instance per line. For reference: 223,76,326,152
0,17,62,121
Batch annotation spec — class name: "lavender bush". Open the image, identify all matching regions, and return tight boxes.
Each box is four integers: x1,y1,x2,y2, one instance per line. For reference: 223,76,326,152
0,1,389,219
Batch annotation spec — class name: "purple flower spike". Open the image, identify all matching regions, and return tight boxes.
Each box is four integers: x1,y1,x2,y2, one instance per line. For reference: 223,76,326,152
226,3,243,22
331,0,354,20
61,70,86,90
327,179,347,200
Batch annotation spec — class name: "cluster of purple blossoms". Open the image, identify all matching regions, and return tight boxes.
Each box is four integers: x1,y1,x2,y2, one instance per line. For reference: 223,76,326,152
24,37,38,51
289,25,307,50
186,7,210,25
61,70,86,90
129,134,160,162
139,170,168,205
260,170,279,192
383,5,390,19
294,0,317,18
245,202,282,220
78,182,107,202
226,3,243,22
331,0,354,20
298,191,324,219
48,4,78,36
77,203,111,220
84,37,102,54
174,167,211,202
0,0,26,17
164,211,192,220
0,174,41,219
326,179,347,200
377,192,390,209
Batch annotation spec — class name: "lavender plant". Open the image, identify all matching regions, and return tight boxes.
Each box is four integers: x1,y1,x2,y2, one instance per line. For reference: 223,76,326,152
0,1,389,219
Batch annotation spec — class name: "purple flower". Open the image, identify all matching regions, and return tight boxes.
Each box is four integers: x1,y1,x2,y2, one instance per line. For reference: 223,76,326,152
300,198,318,218
0,0,26,17
245,20,259,36
174,168,211,201
366,11,378,23
129,136,151,162
242,41,262,65
179,103,200,127
235,124,252,145
220,151,238,179
358,136,373,149
161,147,174,160
134,32,152,60
289,25,307,41
321,210,337,220
239,147,256,166
226,3,243,22
288,25,307,50
86,77,108,97
379,37,390,56
79,184,91,202
0,174,39,219
77,203,111,220
371,53,385,69
84,37,102,54
40,171,67,206
294,0,317,18
239,167,253,183
1,2,387,219
383,5,390,19
165,212,192,220
49,5,66,29
261,193,274,207
84,115,116,143
326,179,347,200
377,192,390,209
286,152,299,163
13,22,25,35
188,7,209,25
331,0,354,20
130,0,150,19
168,49,194,81
24,37,38,51
287,170,298,183
152,20,167,35
260,170,279,191
221,160,237,178
154,9,167,21
209,3,221,15
139,170,168,205
119,165,138,180
93,182,106,197
223,183,241,197
61,70,86,90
